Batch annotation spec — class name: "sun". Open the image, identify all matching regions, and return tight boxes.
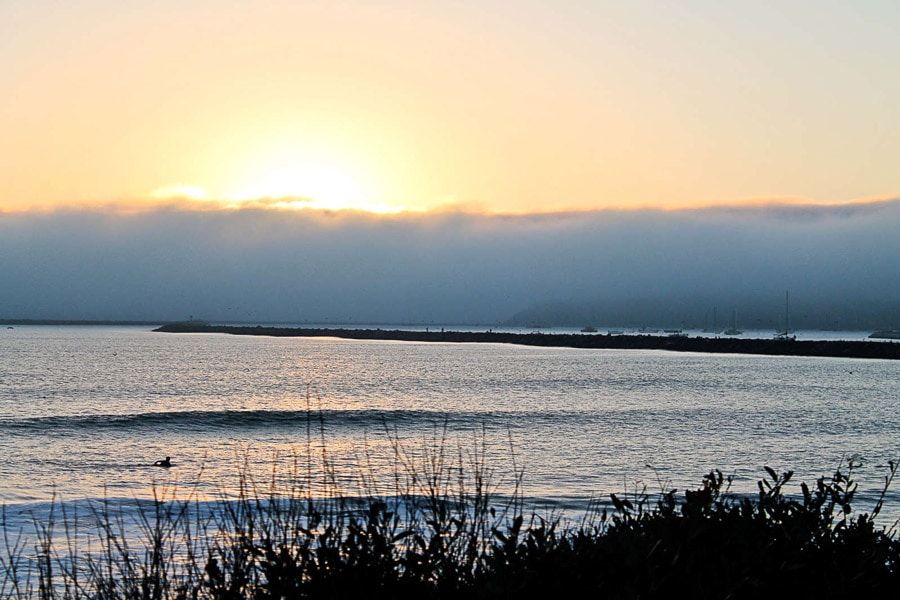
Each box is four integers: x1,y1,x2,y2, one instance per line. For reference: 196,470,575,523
228,161,400,213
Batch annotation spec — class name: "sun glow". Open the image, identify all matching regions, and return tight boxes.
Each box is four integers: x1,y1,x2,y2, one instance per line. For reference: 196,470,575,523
149,185,208,200
228,161,402,213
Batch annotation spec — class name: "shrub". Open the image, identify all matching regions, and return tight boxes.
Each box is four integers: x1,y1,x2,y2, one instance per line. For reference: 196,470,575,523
3,434,898,599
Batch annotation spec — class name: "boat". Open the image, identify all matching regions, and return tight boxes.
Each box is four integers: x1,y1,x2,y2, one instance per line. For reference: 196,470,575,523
869,330,900,340
638,327,659,333
702,308,721,334
723,310,742,336
774,290,796,340
580,325,598,333
607,329,624,335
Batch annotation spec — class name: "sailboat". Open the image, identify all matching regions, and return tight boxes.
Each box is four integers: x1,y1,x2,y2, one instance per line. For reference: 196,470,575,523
723,310,742,336
702,307,721,334
774,291,796,340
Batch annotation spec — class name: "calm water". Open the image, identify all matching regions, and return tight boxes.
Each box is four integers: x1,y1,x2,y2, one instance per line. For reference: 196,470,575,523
1,325,898,524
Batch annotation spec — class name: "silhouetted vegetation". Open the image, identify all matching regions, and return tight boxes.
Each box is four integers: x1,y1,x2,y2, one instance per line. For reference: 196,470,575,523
3,435,899,599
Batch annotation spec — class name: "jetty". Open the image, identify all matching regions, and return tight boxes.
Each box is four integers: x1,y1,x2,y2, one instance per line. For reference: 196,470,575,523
154,323,900,360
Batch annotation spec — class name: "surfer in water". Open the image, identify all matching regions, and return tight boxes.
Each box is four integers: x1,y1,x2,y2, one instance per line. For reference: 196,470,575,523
153,457,172,468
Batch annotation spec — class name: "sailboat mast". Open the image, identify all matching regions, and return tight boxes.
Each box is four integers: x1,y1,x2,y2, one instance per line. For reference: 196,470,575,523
785,290,790,334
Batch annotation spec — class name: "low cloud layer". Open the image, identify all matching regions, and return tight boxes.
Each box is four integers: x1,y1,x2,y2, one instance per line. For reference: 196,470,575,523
1,200,898,330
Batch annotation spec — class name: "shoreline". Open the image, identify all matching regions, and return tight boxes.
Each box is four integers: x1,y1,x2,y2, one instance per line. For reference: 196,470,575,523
154,323,900,360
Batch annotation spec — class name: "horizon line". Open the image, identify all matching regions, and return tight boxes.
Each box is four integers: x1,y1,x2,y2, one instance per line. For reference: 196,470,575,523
2,194,898,218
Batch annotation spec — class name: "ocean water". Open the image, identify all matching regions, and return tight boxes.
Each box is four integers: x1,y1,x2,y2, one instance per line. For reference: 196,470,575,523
1,325,898,529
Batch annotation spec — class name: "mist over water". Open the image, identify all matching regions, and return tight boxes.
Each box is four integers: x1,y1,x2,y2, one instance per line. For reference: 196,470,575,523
0,201,898,328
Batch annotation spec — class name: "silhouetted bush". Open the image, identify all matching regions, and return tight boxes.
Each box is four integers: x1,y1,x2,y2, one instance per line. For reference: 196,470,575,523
3,436,898,599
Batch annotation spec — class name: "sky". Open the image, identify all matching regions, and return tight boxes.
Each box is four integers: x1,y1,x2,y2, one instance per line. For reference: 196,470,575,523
1,1,899,325
3,0,899,213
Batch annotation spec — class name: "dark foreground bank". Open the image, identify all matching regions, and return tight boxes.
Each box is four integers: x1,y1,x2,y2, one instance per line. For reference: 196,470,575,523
154,323,900,359
4,458,898,599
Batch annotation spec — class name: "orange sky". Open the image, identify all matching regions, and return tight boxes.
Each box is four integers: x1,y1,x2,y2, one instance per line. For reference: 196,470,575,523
2,1,899,214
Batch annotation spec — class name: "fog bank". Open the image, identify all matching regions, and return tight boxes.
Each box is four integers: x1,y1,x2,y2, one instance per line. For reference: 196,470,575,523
1,201,898,330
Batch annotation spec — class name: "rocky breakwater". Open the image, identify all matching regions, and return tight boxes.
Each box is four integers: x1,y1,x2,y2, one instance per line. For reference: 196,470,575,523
154,324,900,360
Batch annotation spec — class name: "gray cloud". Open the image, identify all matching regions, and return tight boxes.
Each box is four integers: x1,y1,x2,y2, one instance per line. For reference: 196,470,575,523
1,200,898,329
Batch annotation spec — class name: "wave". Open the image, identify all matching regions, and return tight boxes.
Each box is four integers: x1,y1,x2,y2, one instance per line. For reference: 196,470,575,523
0,408,574,434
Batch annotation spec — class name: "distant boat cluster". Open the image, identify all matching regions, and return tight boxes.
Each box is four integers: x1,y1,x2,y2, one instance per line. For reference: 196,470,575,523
513,291,897,342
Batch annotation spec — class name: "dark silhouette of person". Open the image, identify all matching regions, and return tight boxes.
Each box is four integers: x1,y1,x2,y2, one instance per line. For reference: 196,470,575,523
153,456,172,467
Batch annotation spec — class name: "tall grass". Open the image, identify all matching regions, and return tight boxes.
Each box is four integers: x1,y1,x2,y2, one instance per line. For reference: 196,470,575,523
3,425,899,598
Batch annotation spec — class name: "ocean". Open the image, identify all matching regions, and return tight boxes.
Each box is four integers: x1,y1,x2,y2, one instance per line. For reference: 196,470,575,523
1,324,899,532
